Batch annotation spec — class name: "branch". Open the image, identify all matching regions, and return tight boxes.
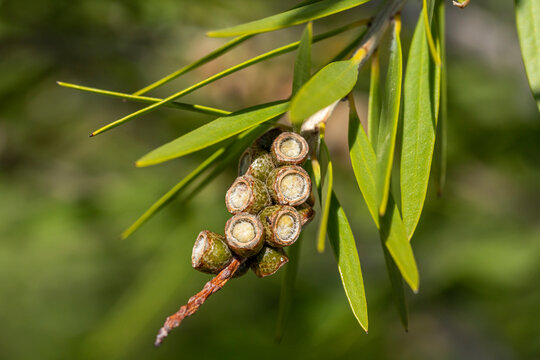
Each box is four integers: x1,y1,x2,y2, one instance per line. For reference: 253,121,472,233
154,258,243,347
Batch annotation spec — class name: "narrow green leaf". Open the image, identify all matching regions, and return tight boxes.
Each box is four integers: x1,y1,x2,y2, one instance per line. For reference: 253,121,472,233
316,140,333,253
291,23,313,130
422,0,441,65
122,124,273,239
275,236,302,342
433,0,448,196
348,96,419,293
136,101,289,167
379,196,419,292
375,19,402,216
381,241,408,330
57,81,230,116
515,0,540,111
90,21,365,136
400,13,440,239
348,95,379,225
208,0,371,37
290,59,359,124
327,192,368,332
367,50,381,150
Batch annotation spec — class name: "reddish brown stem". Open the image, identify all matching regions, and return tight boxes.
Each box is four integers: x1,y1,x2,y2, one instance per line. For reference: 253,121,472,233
154,257,242,347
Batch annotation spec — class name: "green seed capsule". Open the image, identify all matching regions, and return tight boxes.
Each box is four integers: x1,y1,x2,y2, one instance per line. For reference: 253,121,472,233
225,175,271,214
271,132,309,166
238,147,276,181
225,213,265,257
296,203,315,226
266,165,312,206
251,246,289,278
259,205,301,247
192,231,233,274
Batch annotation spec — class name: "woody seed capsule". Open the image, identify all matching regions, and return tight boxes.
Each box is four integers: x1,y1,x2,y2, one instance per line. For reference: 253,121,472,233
266,165,312,206
225,175,271,214
296,203,315,227
192,231,233,274
259,205,302,247
225,213,265,257
254,128,283,151
271,132,309,166
251,246,289,278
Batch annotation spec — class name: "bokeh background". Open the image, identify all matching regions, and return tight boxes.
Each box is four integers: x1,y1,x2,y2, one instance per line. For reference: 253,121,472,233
1,0,539,359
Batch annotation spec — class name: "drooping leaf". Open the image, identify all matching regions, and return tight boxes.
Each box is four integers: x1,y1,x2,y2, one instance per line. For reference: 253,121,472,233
275,235,302,342
207,0,371,37
348,97,419,293
327,192,368,332
375,18,402,216
122,124,273,239
381,242,408,330
291,23,313,130
290,59,359,124
136,101,289,167
515,0,540,111
316,140,333,253
90,21,365,136
367,51,381,149
400,13,440,239
56,81,230,116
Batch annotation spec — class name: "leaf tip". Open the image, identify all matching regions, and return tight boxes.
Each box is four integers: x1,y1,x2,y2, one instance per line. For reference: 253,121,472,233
89,133,95,138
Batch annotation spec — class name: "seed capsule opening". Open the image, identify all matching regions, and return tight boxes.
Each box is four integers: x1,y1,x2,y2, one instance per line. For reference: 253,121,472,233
192,233,208,265
271,132,309,165
226,176,270,214
267,166,311,206
192,231,233,274
259,205,301,247
225,213,264,257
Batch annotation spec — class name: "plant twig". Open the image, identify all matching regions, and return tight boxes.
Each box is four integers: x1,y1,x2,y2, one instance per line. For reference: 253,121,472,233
452,0,470,9
154,258,243,347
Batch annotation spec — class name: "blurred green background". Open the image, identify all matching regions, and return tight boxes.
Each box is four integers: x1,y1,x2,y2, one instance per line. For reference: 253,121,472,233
1,0,539,359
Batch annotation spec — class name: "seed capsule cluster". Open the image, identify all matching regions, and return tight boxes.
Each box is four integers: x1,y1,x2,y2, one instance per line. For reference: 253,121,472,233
191,129,315,278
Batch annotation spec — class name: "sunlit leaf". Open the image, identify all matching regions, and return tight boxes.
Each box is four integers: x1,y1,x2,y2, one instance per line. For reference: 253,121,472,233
422,0,441,65
375,18,402,216
290,59,358,124
136,101,289,167
367,51,381,149
348,96,419,292
515,0,540,111
327,192,368,332
122,124,273,239
317,140,333,253
275,236,302,342
90,21,365,136
291,23,313,130
208,0,371,37
381,243,408,330
400,12,440,239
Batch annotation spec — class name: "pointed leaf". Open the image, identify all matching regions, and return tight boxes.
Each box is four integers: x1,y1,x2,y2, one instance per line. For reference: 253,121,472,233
381,242,408,330
136,101,289,167
291,23,313,130
122,124,273,239
515,0,540,111
316,140,333,253
208,0,371,37
275,236,302,342
375,19,402,215
367,51,381,149
327,192,368,332
348,97,419,292
290,59,359,124
400,13,440,239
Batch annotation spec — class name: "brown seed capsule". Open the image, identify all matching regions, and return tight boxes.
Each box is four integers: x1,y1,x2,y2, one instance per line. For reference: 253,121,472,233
225,213,265,257
271,132,309,165
259,205,302,247
266,165,312,206
296,203,315,226
251,246,289,278
225,175,271,214
254,128,284,151
192,231,233,274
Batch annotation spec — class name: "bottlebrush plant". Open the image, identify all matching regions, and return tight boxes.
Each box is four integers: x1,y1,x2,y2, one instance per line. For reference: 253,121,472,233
58,0,540,347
